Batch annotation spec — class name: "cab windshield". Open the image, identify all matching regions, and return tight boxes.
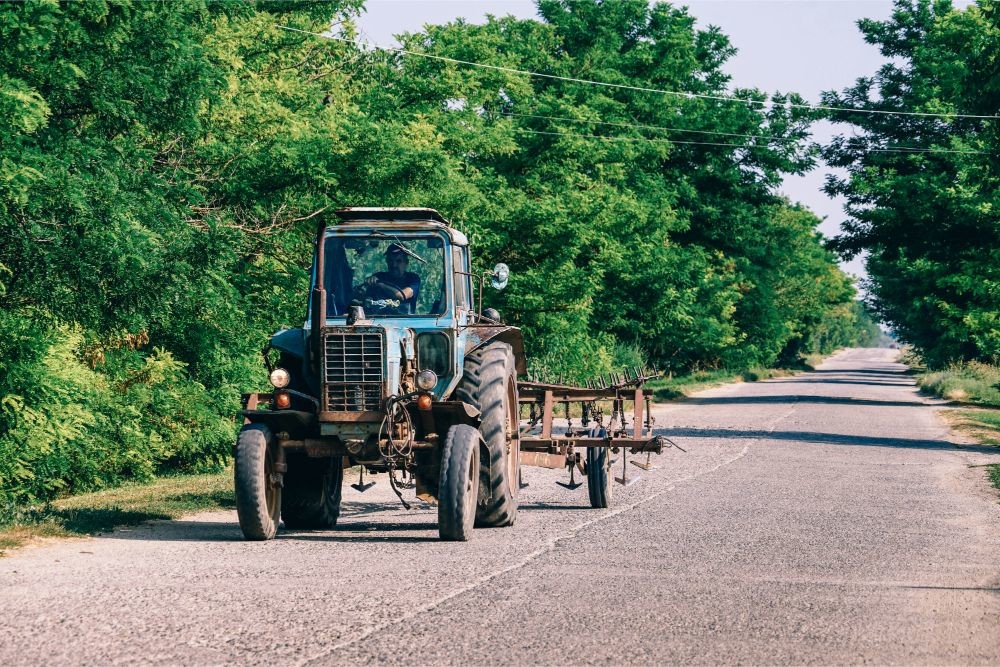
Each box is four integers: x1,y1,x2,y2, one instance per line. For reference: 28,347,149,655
323,234,446,317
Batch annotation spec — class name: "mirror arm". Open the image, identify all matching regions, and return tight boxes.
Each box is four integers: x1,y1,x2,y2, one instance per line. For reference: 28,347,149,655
478,271,485,319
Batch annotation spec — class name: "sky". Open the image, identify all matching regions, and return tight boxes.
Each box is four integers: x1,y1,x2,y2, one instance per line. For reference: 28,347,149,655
354,0,960,281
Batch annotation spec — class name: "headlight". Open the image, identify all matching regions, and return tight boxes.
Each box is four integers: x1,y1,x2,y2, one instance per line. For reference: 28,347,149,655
417,332,450,375
416,369,438,391
269,367,291,388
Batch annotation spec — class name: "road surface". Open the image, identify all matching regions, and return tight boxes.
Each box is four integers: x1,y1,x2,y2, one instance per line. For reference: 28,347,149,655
2,348,998,665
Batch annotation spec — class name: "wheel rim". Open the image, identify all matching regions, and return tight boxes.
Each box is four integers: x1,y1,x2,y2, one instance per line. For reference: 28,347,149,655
264,445,279,519
505,379,519,493
465,447,477,516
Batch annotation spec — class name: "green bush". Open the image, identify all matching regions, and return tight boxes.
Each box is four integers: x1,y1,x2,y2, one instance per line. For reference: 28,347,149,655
0,320,234,506
918,362,1000,407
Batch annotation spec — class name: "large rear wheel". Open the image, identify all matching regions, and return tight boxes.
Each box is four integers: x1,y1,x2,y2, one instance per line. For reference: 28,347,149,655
438,424,481,541
234,424,282,540
455,342,520,527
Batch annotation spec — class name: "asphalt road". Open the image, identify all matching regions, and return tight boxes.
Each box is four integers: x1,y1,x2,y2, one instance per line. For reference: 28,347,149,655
3,348,999,665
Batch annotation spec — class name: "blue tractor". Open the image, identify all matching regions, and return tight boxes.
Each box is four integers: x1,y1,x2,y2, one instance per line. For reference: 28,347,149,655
235,208,524,541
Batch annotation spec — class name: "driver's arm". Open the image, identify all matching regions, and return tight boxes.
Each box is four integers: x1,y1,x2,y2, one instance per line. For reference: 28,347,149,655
365,276,408,300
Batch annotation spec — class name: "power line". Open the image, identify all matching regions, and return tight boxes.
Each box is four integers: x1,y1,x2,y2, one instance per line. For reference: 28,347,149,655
511,127,986,154
503,112,987,154
504,111,800,143
276,24,1000,122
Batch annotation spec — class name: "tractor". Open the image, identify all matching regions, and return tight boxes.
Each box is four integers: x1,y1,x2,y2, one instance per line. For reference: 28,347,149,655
236,207,523,541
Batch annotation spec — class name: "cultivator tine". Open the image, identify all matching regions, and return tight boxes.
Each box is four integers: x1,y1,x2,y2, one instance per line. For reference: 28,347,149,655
631,452,657,471
351,467,376,492
556,461,583,490
615,449,640,486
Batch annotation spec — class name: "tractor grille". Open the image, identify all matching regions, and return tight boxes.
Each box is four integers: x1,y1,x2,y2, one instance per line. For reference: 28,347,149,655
322,328,384,411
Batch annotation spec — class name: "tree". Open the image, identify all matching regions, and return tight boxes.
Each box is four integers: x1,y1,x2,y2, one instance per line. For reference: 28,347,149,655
823,0,1000,365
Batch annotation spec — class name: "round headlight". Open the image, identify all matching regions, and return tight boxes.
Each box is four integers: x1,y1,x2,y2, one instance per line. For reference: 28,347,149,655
416,369,438,391
269,367,291,389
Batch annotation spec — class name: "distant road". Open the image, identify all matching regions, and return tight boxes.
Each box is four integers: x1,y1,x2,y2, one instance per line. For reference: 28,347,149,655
3,348,998,665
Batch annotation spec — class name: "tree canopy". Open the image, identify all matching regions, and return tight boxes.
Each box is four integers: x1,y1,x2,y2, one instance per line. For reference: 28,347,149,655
823,0,999,366
0,0,876,506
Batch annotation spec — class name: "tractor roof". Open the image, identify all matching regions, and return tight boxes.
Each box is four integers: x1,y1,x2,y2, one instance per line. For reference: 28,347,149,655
330,207,467,245
334,207,451,226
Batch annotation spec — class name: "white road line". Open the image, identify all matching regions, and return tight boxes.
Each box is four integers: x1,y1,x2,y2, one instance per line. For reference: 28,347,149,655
302,443,750,664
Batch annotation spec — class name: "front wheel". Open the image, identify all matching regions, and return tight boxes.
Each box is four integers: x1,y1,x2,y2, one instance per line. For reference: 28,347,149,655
586,427,613,509
235,424,282,540
438,424,481,541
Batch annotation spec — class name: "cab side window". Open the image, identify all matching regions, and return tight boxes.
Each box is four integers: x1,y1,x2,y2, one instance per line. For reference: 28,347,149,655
453,247,471,311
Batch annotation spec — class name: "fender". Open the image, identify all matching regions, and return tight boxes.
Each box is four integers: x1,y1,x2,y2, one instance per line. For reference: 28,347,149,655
463,325,527,375
268,327,320,396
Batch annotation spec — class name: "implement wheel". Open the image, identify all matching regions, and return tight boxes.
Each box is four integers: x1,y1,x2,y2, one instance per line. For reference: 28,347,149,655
455,342,520,527
235,424,282,540
586,427,613,509
438,424,481,541
281,454,343,530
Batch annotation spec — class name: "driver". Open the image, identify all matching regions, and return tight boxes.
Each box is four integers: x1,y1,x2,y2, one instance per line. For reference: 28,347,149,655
363,243,421,313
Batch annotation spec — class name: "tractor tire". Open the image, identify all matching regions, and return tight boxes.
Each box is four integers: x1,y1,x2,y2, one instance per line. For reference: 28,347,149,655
586,427,613,509
281,454,343,530
234,424,282,540
438,424,481,541
455,342,519,527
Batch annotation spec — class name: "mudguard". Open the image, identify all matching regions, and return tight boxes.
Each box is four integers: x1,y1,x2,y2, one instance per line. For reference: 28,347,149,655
463,325,527,375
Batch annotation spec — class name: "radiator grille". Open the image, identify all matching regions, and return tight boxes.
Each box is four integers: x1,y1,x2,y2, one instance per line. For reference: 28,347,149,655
323,329,384,411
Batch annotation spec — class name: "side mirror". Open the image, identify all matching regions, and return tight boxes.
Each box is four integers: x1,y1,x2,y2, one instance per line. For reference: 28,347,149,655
491,263,509,290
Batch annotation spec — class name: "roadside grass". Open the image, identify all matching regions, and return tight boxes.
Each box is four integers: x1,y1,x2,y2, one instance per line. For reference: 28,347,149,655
945,409,1000,446
940,408,1000,497
648,366,797,402
916,361,1000,407
989,465,1000,495
0,469,234,556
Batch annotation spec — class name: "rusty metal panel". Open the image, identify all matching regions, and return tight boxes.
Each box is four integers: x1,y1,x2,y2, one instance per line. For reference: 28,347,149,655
541,390,554,439
520,451,567,469
318,410,383,422
633,387,644,439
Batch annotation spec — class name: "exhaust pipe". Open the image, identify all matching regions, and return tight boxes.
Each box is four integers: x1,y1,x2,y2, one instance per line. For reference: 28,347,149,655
311,218,327,374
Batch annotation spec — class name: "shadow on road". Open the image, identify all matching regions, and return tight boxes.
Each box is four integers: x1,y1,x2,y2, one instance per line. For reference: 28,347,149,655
659,427,1000,454
806,368,908,376
518,502,593,511
281,521,441,543
100,520,243,542
782,379,915,388
684,395,923,408
98,517,446,544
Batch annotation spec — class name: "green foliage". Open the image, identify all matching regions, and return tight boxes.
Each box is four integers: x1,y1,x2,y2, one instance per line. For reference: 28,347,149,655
0,0,874,505
823,0,1000,367
0,319,234,505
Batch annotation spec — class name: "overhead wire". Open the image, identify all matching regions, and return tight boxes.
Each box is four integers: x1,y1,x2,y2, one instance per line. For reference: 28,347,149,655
500,112,987,154
510,127,983,154
276,24,1000,122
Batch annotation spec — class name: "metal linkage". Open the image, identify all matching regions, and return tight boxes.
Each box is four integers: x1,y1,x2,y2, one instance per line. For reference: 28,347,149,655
517,366,687,497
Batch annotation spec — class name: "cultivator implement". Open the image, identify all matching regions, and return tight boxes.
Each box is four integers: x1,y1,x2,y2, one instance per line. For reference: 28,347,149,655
517,367,681,507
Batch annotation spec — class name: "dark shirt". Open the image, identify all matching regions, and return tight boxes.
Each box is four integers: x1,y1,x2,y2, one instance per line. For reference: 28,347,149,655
374,271,421,313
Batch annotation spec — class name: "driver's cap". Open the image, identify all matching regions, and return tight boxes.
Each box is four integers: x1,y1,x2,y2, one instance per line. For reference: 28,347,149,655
385,243,407,257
